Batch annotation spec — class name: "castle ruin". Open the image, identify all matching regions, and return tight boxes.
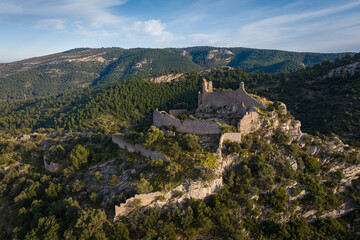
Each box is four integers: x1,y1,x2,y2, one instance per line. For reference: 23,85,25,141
154,78,267,136
198,78,266,109
112,79,269,220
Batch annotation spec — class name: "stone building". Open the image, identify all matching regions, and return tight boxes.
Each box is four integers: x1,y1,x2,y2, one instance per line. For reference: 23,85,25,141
198,78,266,109
154,78,266,136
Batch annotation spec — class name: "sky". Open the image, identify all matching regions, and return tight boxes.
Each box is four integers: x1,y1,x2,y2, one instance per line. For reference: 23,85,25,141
0,0,360,62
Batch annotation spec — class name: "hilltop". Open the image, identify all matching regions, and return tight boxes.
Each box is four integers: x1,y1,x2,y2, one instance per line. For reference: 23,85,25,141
0,47,350,100
0,77,359,239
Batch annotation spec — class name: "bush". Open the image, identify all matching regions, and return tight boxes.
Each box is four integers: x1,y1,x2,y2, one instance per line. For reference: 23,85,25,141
303,155,321,175
47,144,66,162
136,178,153,194
168,142,182,158
273,129,291,145
69,145,90,170
144,126,164,146
224,140,241,153
150,159,164,168
45,182,62,199
181,134,201,152
109,175,118,186
241,135,253,149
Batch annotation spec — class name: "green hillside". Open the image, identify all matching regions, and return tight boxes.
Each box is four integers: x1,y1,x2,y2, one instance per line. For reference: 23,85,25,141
169,46,349,72
0,48,201,100
0,46,351,101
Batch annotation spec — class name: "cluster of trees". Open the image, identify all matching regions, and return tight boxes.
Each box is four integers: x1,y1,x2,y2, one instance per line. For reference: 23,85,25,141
0,76,201,134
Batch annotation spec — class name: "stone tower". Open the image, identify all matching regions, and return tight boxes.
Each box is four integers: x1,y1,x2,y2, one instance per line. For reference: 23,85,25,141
202,78,213,93
198,78,213,106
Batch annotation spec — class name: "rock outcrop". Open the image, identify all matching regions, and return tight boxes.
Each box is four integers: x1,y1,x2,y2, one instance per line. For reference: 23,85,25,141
148,73,183,83
322,62,359,79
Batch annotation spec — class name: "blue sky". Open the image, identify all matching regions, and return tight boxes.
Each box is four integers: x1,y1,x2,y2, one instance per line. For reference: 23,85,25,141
0,0,360,62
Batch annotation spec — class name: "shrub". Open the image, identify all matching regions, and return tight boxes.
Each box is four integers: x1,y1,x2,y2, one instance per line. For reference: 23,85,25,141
45,182,62,199
72,180,85,193
69,145,90,170
144,126,164,146
109,175,118,186
181,134,201,152
273,129,291,145
224,140,241,153
136,178,153,194
303,155,321,175
168,142,182,158
150,159,164,168
241,135,253,149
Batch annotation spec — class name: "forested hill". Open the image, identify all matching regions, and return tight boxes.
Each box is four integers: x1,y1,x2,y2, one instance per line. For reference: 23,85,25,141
0,47,350,100
168,46,349,72
0,48,201,100
0,53,359,147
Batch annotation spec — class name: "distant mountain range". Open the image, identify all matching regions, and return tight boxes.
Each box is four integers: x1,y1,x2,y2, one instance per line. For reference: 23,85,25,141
0,46,351,100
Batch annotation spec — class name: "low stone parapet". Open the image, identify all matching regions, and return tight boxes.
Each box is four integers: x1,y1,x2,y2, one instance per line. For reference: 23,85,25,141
112,135,170,162
153,110,221,135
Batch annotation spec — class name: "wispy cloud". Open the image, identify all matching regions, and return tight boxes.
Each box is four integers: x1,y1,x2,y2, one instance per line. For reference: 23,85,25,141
0,0,127,29
233,0,360,51
34,19,66,30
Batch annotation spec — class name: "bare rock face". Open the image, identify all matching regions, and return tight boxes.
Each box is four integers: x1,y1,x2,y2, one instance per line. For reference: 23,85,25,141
341,165,360,186
322,62,360,79
307,145,322,155
148,73,183,83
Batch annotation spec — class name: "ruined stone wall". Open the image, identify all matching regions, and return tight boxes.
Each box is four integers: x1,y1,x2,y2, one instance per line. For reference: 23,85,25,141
114,192,162,221
238,108,261,135
218,133,242,149
199,80,267,109
43,158,61,173
153,110,221,135
112,135,170,162
169,109,187,117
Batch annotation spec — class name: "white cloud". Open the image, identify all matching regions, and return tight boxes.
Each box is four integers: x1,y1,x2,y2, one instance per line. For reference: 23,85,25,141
233,1,360,51
132,20,175,41
0,0,127,30
34,19,65,30
0,2,23,14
